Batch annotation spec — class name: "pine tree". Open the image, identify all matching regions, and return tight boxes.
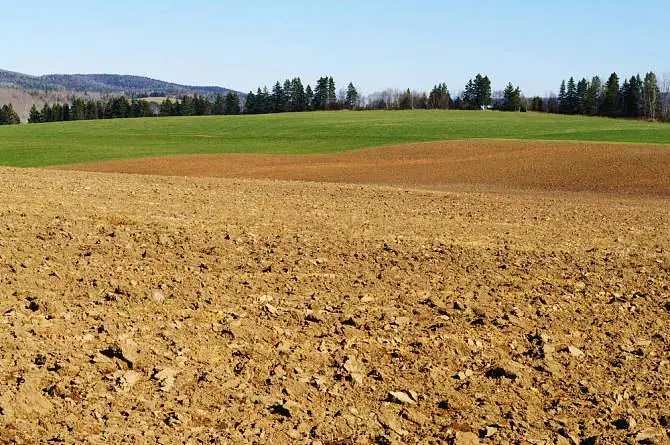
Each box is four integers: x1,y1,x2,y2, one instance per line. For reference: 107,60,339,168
462,79,475,109
85,100,98,119
305,85,314,111
179,96,192,116
584,76,602,116
478,75,492,107
462,75,491,109
271,81,285,113
345,83,359,110
622,75,642,117
428,83,450,109
71,98,86,120
566,77,578,114
28,104,41,123
258,87,270,114
223,92,240,115
0,103,21,125
159,98,175,116
192,94,212,116
290,78,306,112
501,83,522,111
213,94,225,115
243,91,256,114
52,104,64,121
327,77,337,110
602,72,621,117
576,78,589,115
41,103,53,122
558,80,567,114
312,77,329,111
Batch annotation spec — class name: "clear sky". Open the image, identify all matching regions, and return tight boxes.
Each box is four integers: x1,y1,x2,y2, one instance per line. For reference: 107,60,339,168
2,0,668,97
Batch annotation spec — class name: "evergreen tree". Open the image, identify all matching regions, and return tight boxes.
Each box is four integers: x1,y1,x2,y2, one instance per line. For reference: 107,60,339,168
327,77,337,109
258,87,270,114
85,100,99,120
172,99,182,116
28,104,41,123
305,84,314,111
462,79,476,109
290,78,307,112
243,91,256,114
462,75,491,109
312,77,329,110
428,83,450,109
501,83,522,111
213,94,225,115
271,81,285,113
621,75,642,117
565,77,578,114
0,103,20,125
223,92,241,115
41,103,53,122
159,98,175,116
584,76,602,116
602,72,621,117
558,80,567,114
180,96,194,116
345,83,359,110
192,94,212,116
52,104,64,121
474,74,492,108
71,98,86,120
576,78,589,115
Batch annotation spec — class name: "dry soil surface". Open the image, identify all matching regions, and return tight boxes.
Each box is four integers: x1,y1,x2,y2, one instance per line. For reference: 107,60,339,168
58,140,670,196
1,163,669,444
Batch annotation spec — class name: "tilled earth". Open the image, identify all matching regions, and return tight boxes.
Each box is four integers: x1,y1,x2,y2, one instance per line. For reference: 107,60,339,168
58,140,670,196
1,166,669,444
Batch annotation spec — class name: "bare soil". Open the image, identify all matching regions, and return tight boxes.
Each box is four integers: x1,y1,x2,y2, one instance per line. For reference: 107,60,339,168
57,140,670,195
2,147,670,443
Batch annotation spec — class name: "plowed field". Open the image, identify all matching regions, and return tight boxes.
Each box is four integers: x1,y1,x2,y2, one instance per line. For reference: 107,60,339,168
2,140,670,443
57,140,670,195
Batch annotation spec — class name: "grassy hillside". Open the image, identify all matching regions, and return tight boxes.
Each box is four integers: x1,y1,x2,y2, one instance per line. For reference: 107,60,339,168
0,110,669,167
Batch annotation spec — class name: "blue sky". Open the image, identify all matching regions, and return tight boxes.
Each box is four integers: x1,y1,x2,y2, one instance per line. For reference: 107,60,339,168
2,0,668,97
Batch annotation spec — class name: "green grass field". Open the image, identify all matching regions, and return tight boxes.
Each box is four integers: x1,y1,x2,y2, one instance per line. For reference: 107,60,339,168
0,110,669,167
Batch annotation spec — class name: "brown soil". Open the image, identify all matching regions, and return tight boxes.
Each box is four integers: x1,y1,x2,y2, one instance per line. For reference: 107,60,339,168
2,155,670,443
57,140,670,195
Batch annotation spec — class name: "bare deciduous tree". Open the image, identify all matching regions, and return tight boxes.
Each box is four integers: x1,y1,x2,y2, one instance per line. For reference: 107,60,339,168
661,73,670,122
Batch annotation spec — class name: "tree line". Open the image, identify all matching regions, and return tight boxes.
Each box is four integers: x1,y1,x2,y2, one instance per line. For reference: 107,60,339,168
3,70,668,125
529,71,668,121
25,92,243,123
243,77,360,114
158,92,241,116
28,96,153,123
365,75,523,112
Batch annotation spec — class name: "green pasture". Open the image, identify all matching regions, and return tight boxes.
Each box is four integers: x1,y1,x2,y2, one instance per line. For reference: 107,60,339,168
0,110,668,167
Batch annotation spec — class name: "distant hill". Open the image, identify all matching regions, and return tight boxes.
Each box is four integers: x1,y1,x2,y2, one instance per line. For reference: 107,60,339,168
0,69,241,98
